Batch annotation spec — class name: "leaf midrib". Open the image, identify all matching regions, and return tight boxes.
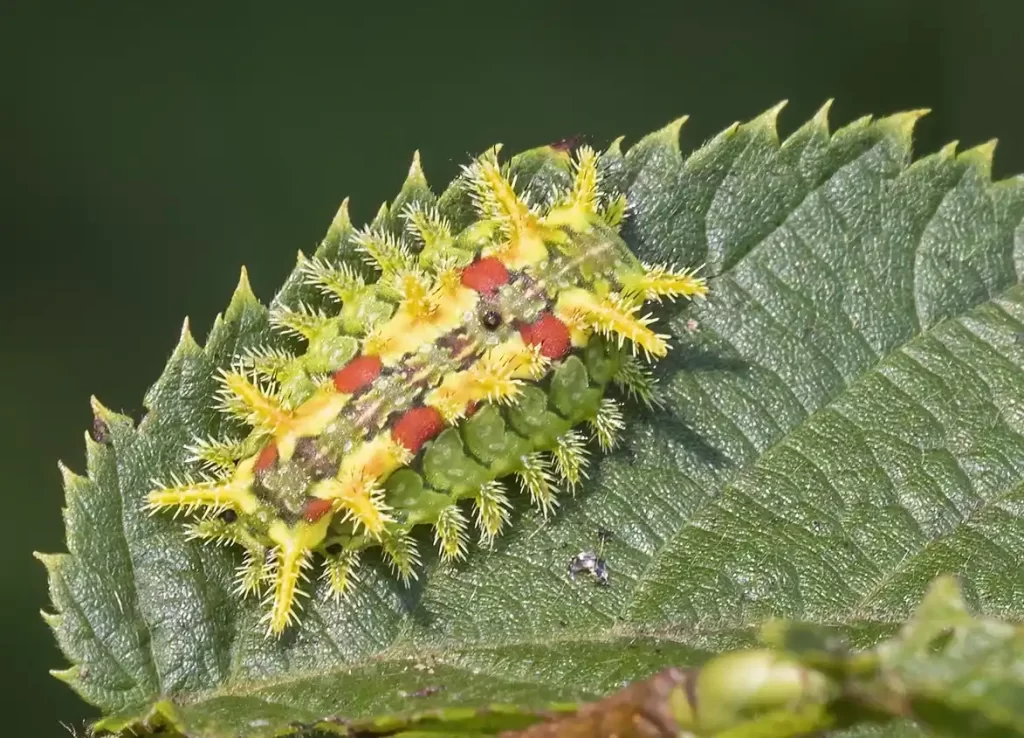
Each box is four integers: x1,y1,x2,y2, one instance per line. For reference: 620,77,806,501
174,616,907,707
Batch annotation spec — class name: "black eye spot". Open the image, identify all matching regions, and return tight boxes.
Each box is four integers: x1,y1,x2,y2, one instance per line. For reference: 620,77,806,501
481,310,503,330
219,509,238,524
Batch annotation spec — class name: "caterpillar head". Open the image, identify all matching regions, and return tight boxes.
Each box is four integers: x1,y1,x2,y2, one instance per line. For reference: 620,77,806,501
146,144,708,636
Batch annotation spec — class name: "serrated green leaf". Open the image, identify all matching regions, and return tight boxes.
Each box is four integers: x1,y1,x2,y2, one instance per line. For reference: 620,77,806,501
38,102,1024,738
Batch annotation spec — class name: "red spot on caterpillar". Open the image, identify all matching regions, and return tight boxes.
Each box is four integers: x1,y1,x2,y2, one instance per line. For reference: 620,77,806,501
465,401,480,417
303,497,334,523
519,312,572,359
254,442,279,472
460,257,509,294
392,406,445,454
333,355,382,394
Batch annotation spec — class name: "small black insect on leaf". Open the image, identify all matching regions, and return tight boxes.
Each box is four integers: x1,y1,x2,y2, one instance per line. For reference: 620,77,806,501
568,550,609,586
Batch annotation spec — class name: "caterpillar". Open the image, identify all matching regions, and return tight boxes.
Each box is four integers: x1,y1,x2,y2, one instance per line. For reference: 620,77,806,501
145,143,708,636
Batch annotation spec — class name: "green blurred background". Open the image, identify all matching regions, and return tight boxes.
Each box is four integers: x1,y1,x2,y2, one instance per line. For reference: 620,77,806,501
2,1,1021,733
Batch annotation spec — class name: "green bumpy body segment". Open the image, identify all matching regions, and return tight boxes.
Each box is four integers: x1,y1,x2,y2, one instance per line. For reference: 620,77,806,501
395,341,616,504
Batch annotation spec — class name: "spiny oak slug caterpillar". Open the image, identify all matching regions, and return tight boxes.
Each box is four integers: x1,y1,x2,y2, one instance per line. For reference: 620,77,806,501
145,143,708,636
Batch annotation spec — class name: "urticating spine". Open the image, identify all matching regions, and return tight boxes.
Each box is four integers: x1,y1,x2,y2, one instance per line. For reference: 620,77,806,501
146,144,708,635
